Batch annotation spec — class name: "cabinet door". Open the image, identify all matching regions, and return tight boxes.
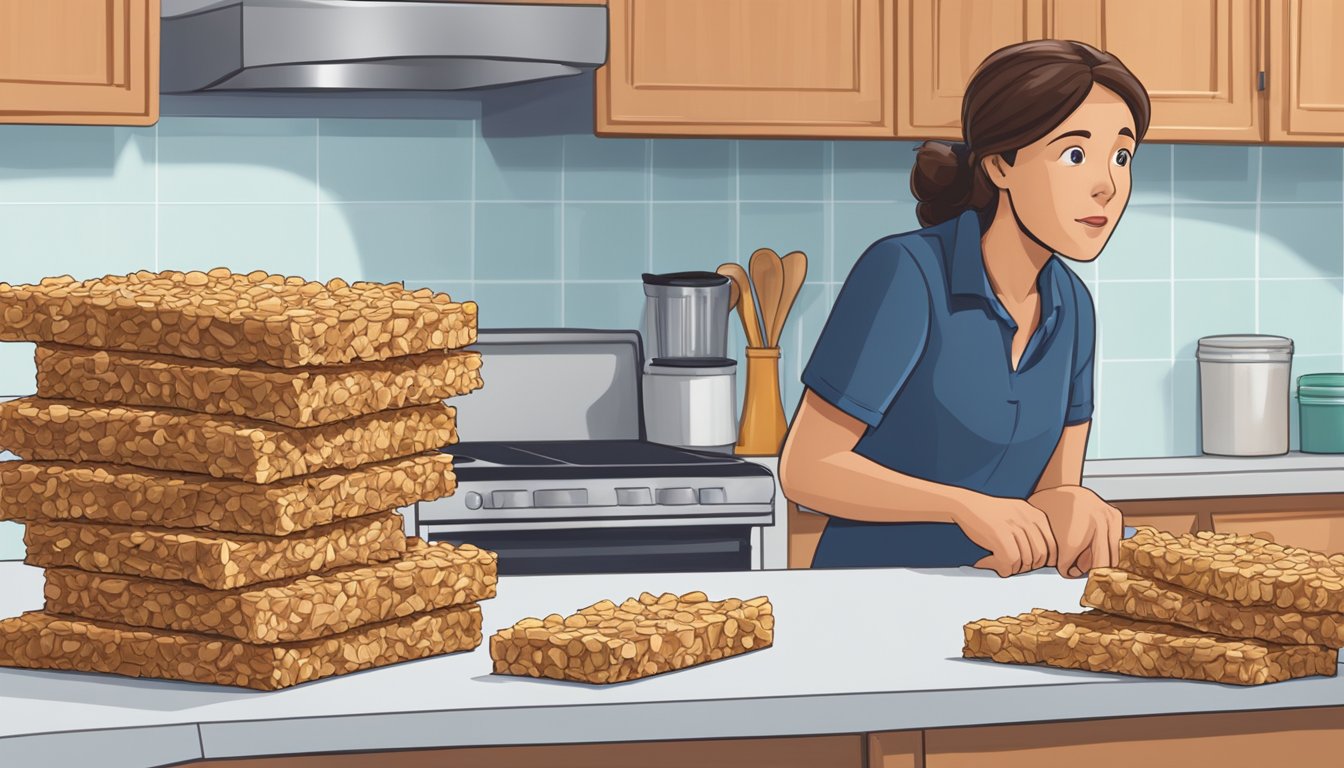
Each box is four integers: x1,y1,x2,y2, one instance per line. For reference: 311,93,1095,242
895,0,1044,139
1269,0,1344,142
1045,0,1262,142
1211,510,1344,555
0,0,158,125
597,0,894,137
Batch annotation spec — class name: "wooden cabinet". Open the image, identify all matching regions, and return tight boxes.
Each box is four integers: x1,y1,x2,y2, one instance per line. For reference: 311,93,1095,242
598,0,1344,143
596,0,895,137
919,707,1344,767
866,731,922,768
896,0,1262,142
790,495,1344,570
894,0,1045,139
1212,508,1344,555
1269,0,1344,141
0,0,159,126
1118,493,1344,555
1043,0,1262,142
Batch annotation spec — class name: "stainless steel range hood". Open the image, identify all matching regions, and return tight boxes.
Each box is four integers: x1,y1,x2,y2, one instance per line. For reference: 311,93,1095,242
161,0,609,93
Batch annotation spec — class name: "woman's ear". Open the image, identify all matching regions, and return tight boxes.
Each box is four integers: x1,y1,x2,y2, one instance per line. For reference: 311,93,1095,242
981,154,1011,191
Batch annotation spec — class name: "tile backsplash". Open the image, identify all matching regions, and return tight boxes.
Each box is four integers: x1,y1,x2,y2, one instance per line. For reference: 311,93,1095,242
0,112,1342,557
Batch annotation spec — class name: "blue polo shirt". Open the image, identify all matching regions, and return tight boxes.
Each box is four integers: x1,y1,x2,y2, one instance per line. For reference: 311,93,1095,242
801,209,1095,568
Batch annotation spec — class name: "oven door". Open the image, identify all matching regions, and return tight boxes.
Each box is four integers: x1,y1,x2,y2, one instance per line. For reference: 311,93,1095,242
422,524,753,576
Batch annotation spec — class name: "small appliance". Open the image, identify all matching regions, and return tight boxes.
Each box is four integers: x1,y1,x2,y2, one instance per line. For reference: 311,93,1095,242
640,271,737,453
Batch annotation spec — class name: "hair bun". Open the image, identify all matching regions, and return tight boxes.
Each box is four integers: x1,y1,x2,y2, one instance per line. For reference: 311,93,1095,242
911,141,975,227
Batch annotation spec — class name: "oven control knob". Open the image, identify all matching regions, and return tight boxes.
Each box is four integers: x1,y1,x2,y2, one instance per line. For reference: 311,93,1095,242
656,487,697,506
492,489,531,509
464,491,483,510
616,487,653,506
698,487,727,504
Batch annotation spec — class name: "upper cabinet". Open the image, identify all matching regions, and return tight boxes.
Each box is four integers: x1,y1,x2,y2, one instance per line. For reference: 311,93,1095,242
598,0,1344,143
0,0,159,126
895,0,1045,139
1269,0,1344,142
1042,0,1261,143
897,0,1262,142
596,0,896,137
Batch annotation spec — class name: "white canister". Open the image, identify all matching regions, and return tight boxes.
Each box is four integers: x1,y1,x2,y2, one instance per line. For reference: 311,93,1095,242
642,360,737,454
1196,334,1294,456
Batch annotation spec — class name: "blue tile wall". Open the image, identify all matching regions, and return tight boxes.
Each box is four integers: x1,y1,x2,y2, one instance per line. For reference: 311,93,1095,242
0,117,1343,558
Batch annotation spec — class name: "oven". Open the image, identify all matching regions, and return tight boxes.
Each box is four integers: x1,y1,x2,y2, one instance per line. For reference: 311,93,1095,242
414,330,775,576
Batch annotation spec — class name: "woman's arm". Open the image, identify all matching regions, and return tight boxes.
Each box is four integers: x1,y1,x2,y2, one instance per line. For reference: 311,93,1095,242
1027,420,1123,575
780,390,974,522
780,390,1057,574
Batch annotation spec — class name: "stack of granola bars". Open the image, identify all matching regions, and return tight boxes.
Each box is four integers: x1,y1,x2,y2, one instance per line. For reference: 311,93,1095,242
0,268,498,690
964,527,1341,685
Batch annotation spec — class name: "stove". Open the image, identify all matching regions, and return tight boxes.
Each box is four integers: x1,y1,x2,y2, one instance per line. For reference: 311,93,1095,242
415,329,775,575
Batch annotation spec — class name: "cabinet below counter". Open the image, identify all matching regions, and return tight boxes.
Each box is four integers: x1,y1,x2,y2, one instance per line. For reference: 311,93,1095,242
1086,452,1344,554
788,452,1344,567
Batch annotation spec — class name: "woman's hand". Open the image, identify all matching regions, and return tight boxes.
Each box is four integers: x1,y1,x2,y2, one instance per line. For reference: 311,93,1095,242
1027,485,1122,578
954,496,1058,578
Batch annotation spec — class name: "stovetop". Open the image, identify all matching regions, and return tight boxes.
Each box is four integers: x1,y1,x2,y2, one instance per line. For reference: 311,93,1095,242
413,330,775,530
441,440,771,481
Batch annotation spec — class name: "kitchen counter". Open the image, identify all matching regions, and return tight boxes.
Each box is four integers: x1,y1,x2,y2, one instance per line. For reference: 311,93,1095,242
2,562,1343,766
1082,451,1344,500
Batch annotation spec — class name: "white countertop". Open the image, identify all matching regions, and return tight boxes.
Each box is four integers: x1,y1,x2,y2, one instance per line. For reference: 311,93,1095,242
1,561,1342,767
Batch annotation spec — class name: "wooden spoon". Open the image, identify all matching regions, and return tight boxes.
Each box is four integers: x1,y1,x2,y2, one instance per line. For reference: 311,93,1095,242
749,248,784,349
770,250,809,347
726,273,740,310
716,262,765,348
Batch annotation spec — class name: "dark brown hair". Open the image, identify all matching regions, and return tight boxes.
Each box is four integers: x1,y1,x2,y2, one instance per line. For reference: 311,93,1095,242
911,39,1151,227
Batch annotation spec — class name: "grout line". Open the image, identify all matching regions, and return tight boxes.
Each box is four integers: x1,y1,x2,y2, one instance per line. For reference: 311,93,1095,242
1254,146,1263,333
1096,276,1344,284
1094,274,1103,458
469,119,478,290
153,122,160,271
734,141,741,263
4,198,1340,207
559,135,567,323
1169,144,1176,453
827,142,835,284
1105,357,1201,364
314,118,321,280
646,140,653,272
0,197,1338,207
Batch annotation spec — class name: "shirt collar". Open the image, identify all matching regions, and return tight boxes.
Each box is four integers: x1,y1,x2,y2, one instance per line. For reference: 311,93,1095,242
946,209,1065,328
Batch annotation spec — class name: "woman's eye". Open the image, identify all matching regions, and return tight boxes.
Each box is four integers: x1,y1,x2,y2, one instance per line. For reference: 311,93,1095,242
1058,146,1086,166
1114,148,1132,167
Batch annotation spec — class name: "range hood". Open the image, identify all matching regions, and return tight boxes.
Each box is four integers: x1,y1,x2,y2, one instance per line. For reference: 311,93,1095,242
161,0,609,92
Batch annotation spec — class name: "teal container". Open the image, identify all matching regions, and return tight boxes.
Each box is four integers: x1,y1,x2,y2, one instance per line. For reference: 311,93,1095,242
1296,373,1344,453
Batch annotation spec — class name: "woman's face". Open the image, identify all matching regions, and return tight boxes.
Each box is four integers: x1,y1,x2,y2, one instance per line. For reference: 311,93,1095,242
982,85,1137,262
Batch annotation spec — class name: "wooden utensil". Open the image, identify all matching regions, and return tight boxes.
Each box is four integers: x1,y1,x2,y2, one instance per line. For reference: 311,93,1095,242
716,263,764,348
726,274,740,310
769,250,808,347
749,248,783,348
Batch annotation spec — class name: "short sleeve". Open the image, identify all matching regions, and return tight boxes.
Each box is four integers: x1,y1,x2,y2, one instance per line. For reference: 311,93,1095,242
801,241,931,428
1065,279,1096,425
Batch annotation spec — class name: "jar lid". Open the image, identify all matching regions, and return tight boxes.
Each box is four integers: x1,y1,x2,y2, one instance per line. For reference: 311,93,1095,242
1197,334,1293,362
1298,372,1344,397
641,271,729,287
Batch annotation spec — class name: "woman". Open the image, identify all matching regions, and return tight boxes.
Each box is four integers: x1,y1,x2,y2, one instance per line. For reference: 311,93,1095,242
779,40,1149,577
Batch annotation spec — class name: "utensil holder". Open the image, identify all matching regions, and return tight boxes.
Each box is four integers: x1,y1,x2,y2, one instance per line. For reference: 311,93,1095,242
736,346,788,456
